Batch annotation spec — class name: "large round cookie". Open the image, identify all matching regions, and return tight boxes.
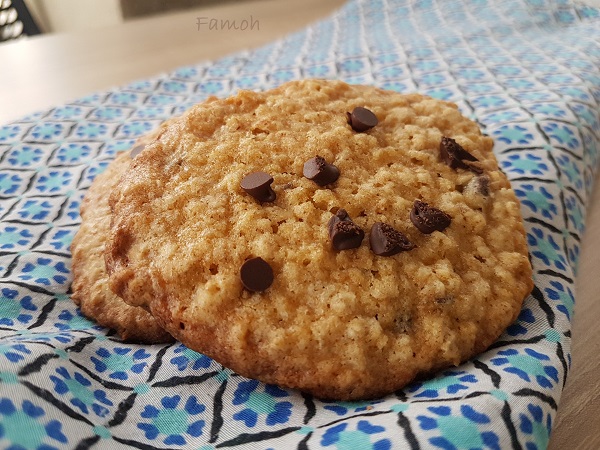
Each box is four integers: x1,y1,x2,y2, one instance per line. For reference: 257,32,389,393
106,79,533,399
71,147,173,344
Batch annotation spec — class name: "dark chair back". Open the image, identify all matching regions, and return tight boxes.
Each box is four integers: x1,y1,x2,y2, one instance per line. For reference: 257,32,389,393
1,0,41,42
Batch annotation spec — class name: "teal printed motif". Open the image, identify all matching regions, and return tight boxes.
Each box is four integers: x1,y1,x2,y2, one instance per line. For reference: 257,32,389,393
0,172,26,195
5,145,45,167
491,349,559,388
50,367,114,417
492,124,534,144
0,226,34,250
407,371,478,398
34,170,74,194
502,154,549,176
321,420,391,449
0,399,68,450
14,198,56,221
519,403,552,450
0,125,22,142
545,281,575,320
232,380,293,427
514,184,558,220
29,122,65,140
417,405,500,450
0,288,37,326
55,143,94,164
138,395,206,445
0,343,31,364
18,257,70,286
55,309,96,331
169,344,213,371
91,347,151,380
50,106,85,120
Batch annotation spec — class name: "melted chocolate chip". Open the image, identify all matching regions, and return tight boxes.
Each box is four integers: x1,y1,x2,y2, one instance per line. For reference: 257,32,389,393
436,295,454,305
465,175,490,197
347,107,378,132
410,200,451,234
369,222,415,256
440,137,482,174
328,209,364,250
240,257,274,292
240,172,276,202
130,144,145,158
303,156,340,186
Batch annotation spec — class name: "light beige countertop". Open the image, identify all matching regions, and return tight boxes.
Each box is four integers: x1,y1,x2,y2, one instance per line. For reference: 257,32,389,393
1,0,598,447
0,0,346,125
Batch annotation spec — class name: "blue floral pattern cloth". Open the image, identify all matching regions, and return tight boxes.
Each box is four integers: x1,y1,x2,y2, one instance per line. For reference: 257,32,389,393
0,0,599,448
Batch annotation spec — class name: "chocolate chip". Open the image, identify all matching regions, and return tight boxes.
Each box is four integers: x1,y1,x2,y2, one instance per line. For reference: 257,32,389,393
130,144,145,158
410,200,451,234
369,222,415,256
440,137,482,174
240,172,276,202
347,107,378,132
328,209,364,250
436,296,454,305
303,156,340,186
465,175,490,197
240,257,274,292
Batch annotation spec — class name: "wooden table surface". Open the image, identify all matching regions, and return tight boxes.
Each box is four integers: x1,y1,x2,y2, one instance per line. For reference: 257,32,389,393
1,0,598,447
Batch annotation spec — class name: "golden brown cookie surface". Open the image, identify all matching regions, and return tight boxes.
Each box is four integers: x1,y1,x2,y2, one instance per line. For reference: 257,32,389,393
106,80,533,399
71,149,173,344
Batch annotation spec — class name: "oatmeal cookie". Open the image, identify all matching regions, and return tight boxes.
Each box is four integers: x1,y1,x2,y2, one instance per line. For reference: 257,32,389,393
71,142,173,343
106,80,533,399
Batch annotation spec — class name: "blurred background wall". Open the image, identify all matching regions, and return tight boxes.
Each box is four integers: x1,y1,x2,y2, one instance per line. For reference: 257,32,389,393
14,0,600,36
25,0,247,34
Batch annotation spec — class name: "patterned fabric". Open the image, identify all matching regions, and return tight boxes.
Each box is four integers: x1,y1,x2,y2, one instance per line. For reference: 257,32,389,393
0,0,599,448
